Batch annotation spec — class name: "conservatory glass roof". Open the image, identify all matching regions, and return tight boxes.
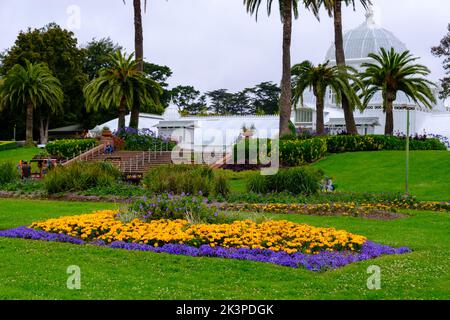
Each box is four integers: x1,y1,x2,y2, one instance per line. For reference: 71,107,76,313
325,8,407,61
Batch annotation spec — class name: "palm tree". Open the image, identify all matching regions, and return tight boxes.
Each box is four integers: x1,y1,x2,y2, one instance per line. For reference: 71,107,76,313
309,0,372,134
0,60,63,146
244,0,319,137
123,0,147,129
291,60,361,134
83,50,162,130
360,48,436,135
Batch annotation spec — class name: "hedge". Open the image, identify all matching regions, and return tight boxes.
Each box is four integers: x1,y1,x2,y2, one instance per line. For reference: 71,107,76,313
0,141,18,152
45,139,98,159
232,135,446,167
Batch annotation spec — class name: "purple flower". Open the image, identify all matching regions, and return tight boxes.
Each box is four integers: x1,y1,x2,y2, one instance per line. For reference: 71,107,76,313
0,227,412,272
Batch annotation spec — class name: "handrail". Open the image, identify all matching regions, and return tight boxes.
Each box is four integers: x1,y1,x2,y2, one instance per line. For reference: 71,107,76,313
63,144,105,167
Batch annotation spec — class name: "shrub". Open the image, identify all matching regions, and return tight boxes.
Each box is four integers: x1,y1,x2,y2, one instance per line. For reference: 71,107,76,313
232,138,272,165
143,164,229,197
45,139,97,158
214,170,230,197
279,138,327,166
0,162,19,185
44,162,122,194
123,193,233,224
115,127,176,151
0,141,18,151
246,167,323,195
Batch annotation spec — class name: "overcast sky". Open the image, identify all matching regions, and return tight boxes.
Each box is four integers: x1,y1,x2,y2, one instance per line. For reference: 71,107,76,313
0,0,449,93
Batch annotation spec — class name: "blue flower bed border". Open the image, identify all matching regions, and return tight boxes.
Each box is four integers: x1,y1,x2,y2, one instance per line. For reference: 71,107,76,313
0,227,411,272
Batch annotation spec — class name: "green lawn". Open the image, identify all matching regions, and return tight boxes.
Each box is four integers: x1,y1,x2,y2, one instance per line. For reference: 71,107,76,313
0,198,448,300
313,151,450,201
0,146,40,164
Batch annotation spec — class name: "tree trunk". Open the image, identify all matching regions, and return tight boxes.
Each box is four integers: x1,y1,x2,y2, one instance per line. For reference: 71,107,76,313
315,90,325,135
333,1,357,135
118,96,127,129
279,0,293,137
129,0,144,129
25,102,34,146
39,116,49,144
384,95,395,135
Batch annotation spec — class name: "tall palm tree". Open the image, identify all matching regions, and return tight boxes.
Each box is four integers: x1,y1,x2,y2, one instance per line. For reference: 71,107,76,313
292,60,361,134
360,48,436,135
84,50,162,130
309,0,372,134
244,0,319,137
123,0,147,129
0,60,63,146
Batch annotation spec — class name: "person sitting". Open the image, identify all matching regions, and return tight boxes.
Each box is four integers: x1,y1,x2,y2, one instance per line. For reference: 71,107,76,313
323,177,335,192
21,161,31,180
104,142,114,155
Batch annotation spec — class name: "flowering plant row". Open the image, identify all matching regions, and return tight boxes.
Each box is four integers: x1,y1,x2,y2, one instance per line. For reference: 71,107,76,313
222,200,450,216
30,211,367,254
0,226,410,271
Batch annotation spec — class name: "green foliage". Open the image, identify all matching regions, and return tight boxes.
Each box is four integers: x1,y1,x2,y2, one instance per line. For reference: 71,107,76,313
44,162,121,194
279,138,328,166
0,23,87,130
143,164,229,197
246,167,323,195
123,193,227,225
0,162,19,185
116,128,176,151
83,50,163,128
0,141,18,151
326,135,447,153
431,23,450,99
45,139,97,158
232,138,272,165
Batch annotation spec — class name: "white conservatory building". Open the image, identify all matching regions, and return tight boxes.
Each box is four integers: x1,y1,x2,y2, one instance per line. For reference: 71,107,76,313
295,8,449,137
91,7,450,151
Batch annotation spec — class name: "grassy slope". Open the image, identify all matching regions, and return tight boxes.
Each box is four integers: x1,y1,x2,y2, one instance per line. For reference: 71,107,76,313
313,151,450,201
0,147,40,164
0,198,448,300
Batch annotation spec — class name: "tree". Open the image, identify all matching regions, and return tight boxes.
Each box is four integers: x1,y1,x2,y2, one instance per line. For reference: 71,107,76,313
311,0,372,134
291,60,360,134
83,37,123,80
0,23,87,131
244,0,319,136
83,51,162,129
246,82,281,114
123,0,147,129
171,85,201,112
431,23,450,99
360,48,436,135
144,62,173,108
0,61,63,145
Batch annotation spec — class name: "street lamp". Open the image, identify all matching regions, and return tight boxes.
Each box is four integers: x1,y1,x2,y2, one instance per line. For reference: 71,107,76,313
404,105,412,196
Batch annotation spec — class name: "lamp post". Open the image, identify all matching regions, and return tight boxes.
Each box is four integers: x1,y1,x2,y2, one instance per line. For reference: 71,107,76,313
405,105,411,196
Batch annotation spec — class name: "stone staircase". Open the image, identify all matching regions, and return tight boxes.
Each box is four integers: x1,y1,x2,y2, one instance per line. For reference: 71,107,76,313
90,151,173,179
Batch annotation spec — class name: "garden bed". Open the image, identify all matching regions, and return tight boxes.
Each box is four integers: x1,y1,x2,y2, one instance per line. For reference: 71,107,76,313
0,210,411,271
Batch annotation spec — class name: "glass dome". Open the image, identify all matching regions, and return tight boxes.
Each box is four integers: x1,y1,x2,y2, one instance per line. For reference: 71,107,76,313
325,9,407,61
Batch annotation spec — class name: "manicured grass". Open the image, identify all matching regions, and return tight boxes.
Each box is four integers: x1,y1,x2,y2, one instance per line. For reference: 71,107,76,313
313,151,450,201
0,198,448,299
0,146,41,164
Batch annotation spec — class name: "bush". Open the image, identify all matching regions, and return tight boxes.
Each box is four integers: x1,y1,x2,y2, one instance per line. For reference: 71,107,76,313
326,135,447,153
0,141,18,151
279,138,328,166
44,162,122,194
143,164,229,197
0,162,19,185
45,139,97,158
115,127,176,151
122,194,235,224
246,167,324,195
232,138,272,165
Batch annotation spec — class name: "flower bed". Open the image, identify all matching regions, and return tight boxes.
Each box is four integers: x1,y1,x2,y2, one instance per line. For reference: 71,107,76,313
0,210,411,271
